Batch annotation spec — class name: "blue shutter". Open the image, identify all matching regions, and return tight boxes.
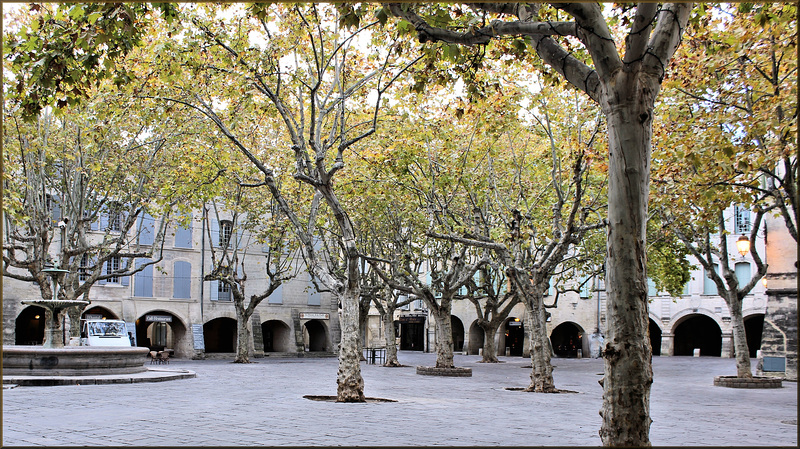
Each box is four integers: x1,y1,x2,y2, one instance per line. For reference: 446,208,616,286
173,261,192,299
268,284,283,304
704,264,719,295
133,260,153,297
210,219,219,247
98,261,108,285
735,262,751,287
647,278,656,297
99,212,109,231
210,280,219,301
139,213,155,245
50,195,61,224
174,215,193,248
308,282,321,305
121,268,130,286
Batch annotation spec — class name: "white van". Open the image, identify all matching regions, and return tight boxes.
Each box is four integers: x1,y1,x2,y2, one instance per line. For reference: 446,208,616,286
80,319,132,347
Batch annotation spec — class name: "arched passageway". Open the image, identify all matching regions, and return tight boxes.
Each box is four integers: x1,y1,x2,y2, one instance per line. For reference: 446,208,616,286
673,314,721,356
135,311,189,353
203,317,237,353
501,317,525,357
15,306,46,345
649,319,662,356
303,320,329,352
262,320,292,352
399,315,425,351
744,314,765,358
82,306,118,320
550,322,584,358
451,315,465,352
468,321,485,355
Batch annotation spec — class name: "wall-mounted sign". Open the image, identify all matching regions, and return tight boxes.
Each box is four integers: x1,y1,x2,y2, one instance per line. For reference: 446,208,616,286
299,312,329,320
84,314,103,320
145,315,173,323
399,315,426,324
508,321,522,327
191,324,205,350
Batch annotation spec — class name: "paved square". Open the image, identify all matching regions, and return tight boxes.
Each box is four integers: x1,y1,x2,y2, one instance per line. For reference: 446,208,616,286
2,352,797,446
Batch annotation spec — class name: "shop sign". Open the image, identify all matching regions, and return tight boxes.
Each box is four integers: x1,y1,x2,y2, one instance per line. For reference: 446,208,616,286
145,315,172,323
84,314,103,320
299,312,329,320
508,321,522,327
399,315,426,324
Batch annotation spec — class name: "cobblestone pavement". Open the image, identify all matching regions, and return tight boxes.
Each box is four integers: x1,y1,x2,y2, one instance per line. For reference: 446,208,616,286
2,351,797,446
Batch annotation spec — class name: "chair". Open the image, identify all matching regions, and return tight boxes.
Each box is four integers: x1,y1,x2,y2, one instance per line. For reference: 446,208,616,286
149,351,159,365
157,351,170,364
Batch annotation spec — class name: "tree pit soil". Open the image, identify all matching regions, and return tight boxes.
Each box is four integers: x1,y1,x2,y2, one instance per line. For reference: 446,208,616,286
504,387,578,394
303,395,397,403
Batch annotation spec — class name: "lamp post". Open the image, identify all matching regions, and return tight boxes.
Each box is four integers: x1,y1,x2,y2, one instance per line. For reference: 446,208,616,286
736,235,750,257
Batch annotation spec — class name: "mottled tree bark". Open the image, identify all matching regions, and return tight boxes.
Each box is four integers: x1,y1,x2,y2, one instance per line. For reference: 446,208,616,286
478,321,501,363
429,296,456,368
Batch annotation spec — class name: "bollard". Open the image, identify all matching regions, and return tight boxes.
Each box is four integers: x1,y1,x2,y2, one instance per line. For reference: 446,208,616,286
577,349,582,359
505,347,511,356
693,348,701,357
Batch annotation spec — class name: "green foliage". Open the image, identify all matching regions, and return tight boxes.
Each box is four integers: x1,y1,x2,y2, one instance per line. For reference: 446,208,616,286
646,217,695,297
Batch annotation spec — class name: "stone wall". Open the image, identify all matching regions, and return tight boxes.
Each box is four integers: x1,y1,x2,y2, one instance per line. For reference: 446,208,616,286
757,288,797,381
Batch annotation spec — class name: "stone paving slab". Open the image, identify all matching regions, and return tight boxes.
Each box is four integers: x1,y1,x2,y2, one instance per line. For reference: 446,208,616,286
1,351,796,446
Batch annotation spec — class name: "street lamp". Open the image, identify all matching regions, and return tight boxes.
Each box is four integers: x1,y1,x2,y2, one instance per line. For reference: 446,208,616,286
736,235,750,257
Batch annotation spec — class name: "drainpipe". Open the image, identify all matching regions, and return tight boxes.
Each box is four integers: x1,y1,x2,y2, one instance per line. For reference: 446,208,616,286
200,205,206,322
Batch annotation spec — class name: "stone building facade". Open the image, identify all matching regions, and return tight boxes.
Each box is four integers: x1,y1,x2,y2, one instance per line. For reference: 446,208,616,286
4,210,339,359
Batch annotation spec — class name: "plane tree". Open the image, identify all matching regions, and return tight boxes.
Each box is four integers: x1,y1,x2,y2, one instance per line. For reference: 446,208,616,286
127,2,421,401
379,3,691,444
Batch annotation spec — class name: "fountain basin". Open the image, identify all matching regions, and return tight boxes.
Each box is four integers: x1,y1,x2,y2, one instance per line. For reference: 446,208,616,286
2,346,150,376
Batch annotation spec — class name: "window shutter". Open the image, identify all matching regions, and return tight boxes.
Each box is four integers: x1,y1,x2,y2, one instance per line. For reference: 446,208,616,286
134,259,153,297
268,284,283,304
308,282,321,305
173,261,192,299
98,261,107,285
138,213,155,245
647,278,657,297
735,262,751,287
210,219,220,247
121,272,130,286
704,264,719,295
210,280,219,301
50,195,61,224
174,215,193,248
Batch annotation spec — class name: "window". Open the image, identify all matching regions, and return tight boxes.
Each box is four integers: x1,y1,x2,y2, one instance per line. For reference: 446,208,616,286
133,260,153,297
174,215,193,248
308,282,321,306
580,275,592,298
735,262,751,287
107,256,121,284
218,282,231,301
108,204,122,232
220,220,233,248
703,264,719,295
734,205,751,234
78,254,89,282
647,278,658,297
138,213,155,245
267,284,283,304
173,261,192,299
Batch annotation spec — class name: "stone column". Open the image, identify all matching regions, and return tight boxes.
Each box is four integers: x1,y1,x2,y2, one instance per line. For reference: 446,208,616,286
660,333,674,356
721,332,734,358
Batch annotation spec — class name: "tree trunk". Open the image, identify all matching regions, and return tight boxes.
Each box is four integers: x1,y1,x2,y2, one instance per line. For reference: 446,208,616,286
382,305,402,367
337,287,365,401
598,80,655,446
234,310,252,363
430,298,455,368
726,294,753,378
524,296,556,392
479,322,500,363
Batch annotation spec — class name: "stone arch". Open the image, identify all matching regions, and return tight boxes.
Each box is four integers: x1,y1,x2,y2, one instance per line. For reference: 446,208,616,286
743,313,765,358
467,320,484,355
500,316,525,357
670,308,725,332
203,317,237,353
672,313,722,357
303,319,329,352
649,318,663,356
550,321,585,358
15,305,46,345
82,305,119,320
261,319,293,352
135,310,190,357
451,315,465,352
